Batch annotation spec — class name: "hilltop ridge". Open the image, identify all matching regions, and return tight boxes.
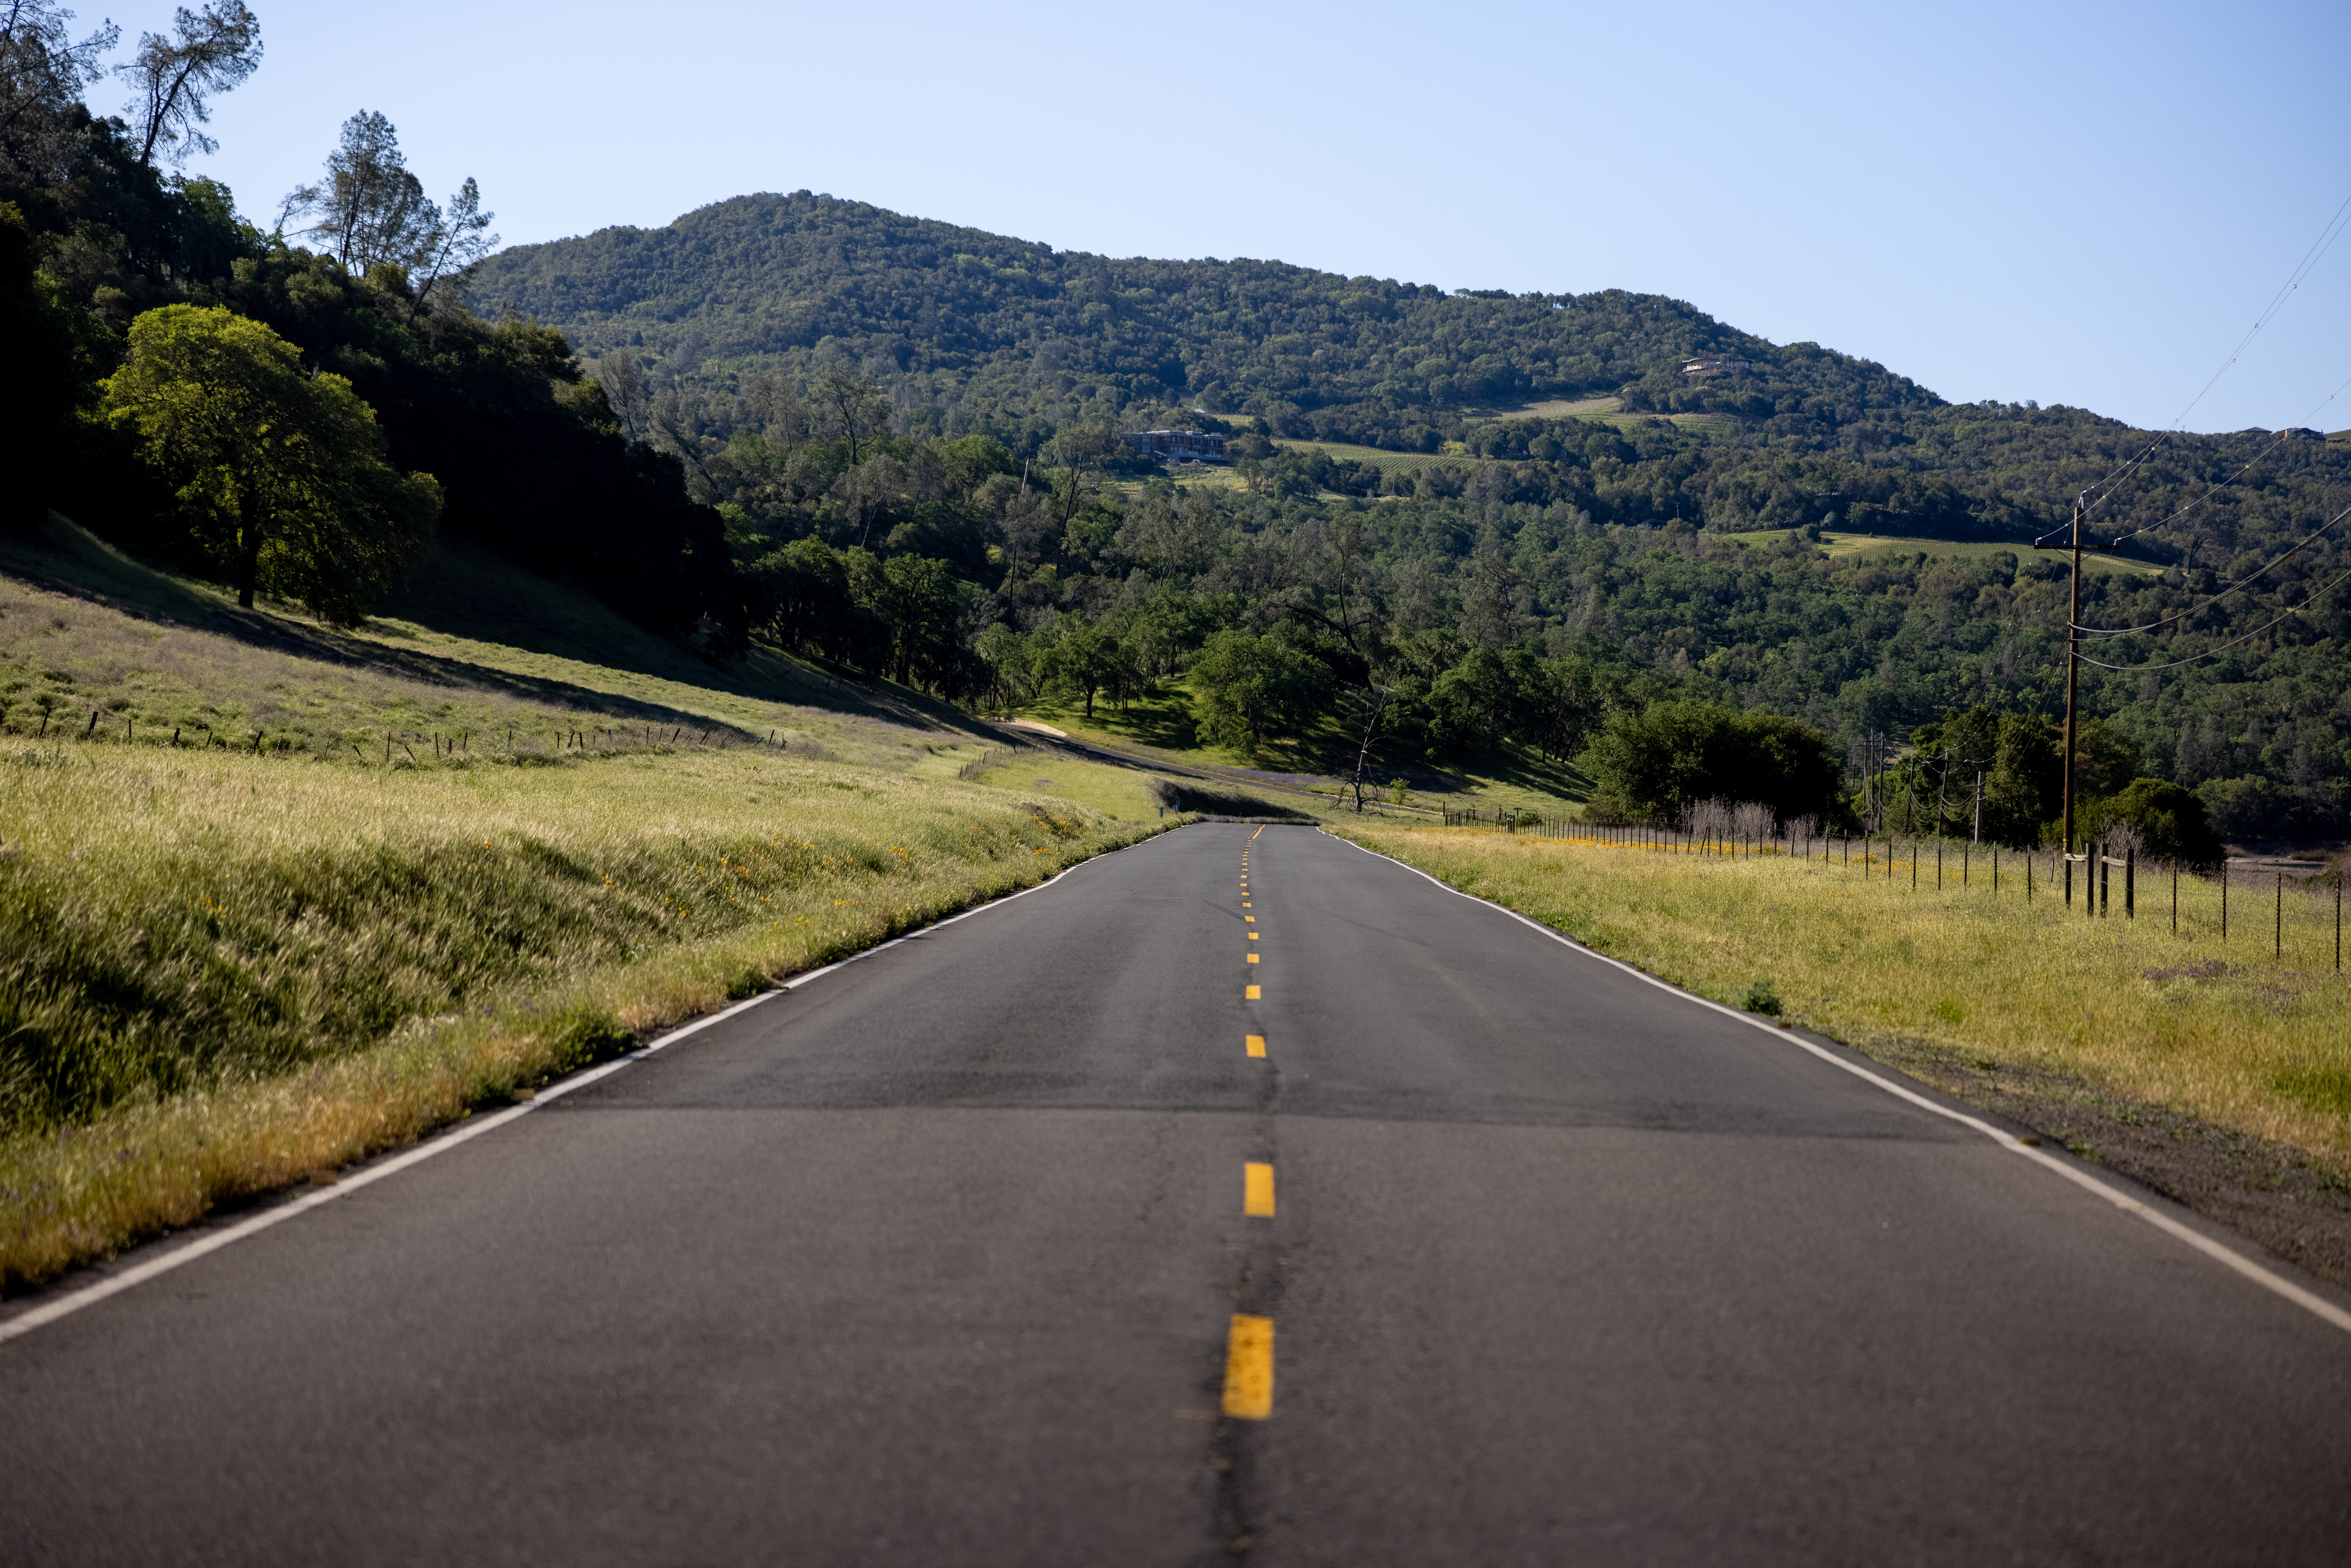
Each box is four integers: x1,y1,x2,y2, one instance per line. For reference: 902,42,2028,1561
468,191,1938,447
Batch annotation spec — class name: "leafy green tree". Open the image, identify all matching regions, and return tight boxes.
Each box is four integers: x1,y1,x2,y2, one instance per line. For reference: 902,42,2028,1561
1582,700,1840,825
2070,718,2142,802
1428,646,1515,749
100,303,439,622
1190,630,1333,755
866,552,969,693
2081,778,2223,869
1982,712,2061,847
1037,613,1135,720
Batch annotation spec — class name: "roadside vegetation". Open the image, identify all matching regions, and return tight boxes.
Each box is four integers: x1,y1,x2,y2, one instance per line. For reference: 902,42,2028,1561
1340,823,2351,1174
0,736,1161,1288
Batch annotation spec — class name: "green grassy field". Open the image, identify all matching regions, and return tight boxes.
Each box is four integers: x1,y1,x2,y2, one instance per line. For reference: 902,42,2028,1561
1719,528,2160,578
966,752,1173,820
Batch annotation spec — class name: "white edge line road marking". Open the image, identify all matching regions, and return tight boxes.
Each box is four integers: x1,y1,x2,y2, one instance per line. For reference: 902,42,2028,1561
1324,828,2351,1339
0,828,1188,1345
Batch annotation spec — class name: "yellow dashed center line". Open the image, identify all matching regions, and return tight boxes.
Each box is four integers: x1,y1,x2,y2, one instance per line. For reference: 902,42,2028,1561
1223,1314,1274,1419
1244,1162,1275,1217
1226,834,1273,1420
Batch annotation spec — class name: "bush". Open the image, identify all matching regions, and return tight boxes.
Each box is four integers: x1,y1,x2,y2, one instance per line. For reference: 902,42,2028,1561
2083,778,2224,869
1580,700,1841,826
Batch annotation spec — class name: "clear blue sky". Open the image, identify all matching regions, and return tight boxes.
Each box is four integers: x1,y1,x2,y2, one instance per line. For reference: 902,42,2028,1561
111,0,2351,434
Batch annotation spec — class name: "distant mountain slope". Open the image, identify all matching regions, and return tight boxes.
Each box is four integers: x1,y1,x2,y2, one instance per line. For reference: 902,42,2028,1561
468,192,1938,439
472,193,2351,557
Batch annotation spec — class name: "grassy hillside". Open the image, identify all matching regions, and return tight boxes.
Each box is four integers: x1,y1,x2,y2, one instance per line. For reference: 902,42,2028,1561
0,514,998,771
0,524,1181,1288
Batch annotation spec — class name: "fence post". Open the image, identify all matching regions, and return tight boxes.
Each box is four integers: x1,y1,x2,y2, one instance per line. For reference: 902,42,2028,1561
2276,871,2283,961
2125,846,2134,919
2222,863,2228,940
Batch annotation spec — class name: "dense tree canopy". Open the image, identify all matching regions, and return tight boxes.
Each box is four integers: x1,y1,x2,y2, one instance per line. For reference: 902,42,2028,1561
101,303,439,621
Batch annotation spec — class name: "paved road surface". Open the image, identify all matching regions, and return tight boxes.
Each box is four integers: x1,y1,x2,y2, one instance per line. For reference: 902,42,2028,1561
6,823,2350,1564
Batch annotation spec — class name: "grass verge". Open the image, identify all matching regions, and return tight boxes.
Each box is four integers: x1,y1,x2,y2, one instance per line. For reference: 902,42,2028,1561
1,737,1172,1291
1333,825,2351,1171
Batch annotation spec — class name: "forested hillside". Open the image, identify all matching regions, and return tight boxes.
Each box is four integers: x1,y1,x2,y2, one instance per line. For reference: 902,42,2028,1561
473,192,2351,560
6,7,2346,845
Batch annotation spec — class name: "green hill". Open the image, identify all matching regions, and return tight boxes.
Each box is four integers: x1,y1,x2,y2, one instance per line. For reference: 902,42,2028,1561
471,192,2351,554
467,192,1932,443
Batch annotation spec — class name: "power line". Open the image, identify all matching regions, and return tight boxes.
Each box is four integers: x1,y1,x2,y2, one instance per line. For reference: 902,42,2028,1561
2047,369,2351,555
2072,560,2351,672
2068,191,2351,524
2072,500,2350,636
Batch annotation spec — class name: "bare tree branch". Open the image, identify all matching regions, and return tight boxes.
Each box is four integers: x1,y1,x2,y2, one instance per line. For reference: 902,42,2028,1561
116,2,261,168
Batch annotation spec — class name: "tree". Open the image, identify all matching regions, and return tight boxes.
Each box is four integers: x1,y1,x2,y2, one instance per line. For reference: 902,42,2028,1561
0,0,117,181
0,199,75,527
1039,614,1135,720
101,303,440,622
2081,778,2223,870
115,1,260,168
280,109,493,304
807,363,890,465
1982,712,2060,847
1190,630,1333,755
402,173,497,316
868,552,968,693
2070,718,2142,802
1580,700,1840,826
597,350,652,443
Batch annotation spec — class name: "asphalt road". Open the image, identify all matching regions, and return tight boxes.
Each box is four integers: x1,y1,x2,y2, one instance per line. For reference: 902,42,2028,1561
5,822,2350,1565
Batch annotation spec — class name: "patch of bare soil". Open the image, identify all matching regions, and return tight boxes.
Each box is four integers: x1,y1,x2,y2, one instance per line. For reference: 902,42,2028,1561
1869,1037,2351,1291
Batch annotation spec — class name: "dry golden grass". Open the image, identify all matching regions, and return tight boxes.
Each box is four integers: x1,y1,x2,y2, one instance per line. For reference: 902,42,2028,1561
1339,825,2351,1168
0,738,1167,1289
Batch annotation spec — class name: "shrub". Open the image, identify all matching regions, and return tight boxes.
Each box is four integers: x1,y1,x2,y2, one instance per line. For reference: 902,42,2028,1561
2083,778,2224,869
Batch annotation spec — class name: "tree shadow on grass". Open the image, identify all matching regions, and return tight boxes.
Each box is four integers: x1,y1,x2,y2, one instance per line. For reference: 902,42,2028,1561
6,517,1005,742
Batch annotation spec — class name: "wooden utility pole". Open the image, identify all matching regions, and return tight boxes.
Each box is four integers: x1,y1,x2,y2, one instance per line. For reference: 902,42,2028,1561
2059,492,2086,906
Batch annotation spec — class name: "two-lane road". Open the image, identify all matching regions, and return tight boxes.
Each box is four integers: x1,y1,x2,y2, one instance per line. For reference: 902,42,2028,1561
5,823,2349,1564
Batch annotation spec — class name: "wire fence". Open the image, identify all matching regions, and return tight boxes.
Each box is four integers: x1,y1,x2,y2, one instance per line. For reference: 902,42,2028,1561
8,707,787,764
1437,802,2346,971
